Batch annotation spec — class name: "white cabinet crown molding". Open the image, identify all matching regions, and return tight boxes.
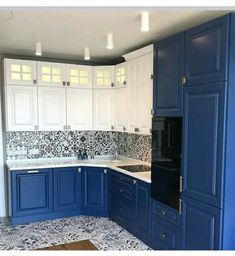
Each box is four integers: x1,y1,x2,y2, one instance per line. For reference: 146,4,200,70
122,44,153,61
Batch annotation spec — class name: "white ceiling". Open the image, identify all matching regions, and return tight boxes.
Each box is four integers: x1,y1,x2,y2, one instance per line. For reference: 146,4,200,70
0,8,230,61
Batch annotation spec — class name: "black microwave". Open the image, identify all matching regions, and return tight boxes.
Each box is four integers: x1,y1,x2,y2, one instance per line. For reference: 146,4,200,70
151,117,182,210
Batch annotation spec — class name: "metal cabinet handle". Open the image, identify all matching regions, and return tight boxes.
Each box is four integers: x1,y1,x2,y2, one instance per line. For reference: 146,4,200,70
179,198,183,215
123,81,126,85
151,74,153,80
123,126,126,131
160,209,166,216
151,109,155,116
182,76,187,85
78,168,81,173
119,207,123,211
63,81,66,86
27,170,39,174
119,189,123,193
104,169,107,174
134,128,139,133
180,176,183,192
34,125,39,130
67,81,70,86
33,79,37,84
111,126,115,130
160,233,167,239
133,179,136,185
111,82,115,87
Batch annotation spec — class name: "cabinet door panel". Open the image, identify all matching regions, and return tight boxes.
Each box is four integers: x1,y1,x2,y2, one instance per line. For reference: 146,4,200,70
115,87,127,132
135,181,151,241
38,87,66,130
93,89,115,131
37,62,66,86
182,196,222,250
66,64,92,88
93,66,114,89
183,83,226,208
154,33,183,116
54,168,81,212
82,167,108,216
115,63,127,88
127,59,138,133
138,54,153,134
6,86,38,131
184,15,228,85
67,88,93,130
4,59,37,85
11,169,53,217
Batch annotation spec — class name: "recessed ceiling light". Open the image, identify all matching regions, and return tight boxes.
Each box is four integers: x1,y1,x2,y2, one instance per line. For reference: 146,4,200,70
107,33,114,50
35,42,42,56
140,11,149,32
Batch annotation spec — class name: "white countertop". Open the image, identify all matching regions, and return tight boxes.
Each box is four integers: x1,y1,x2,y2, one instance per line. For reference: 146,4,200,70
6,156,151,183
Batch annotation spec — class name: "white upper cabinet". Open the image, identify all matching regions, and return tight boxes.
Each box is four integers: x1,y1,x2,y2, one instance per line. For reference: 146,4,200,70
127,59,138,133
66,64,92,88
6,86,38,131
67,88,93,130
115,87,128,132
93,89,115,131
37,62,66,87
137,54,153,134
126,53,153,135
38,87,66,131
4,59,37,85
115,62,127,88
93,66,114,89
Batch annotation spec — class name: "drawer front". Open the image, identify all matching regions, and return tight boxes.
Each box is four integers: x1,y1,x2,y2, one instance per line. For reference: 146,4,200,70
110,171,133,186
152,199,179,225
110,179,133,199
151,216,179,250
110,195,134,228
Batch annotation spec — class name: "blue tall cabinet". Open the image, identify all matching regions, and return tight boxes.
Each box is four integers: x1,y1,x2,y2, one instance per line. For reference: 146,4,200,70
153,13,235,250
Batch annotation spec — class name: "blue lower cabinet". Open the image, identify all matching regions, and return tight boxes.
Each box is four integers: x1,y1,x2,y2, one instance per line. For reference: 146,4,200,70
182,196,222,250
81,167,109,217
151,215,180,250
53,167,81,216
11,169,53,224
134,180,151,243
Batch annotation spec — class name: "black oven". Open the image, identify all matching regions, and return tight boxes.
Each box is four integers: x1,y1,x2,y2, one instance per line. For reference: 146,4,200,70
151,117,182,210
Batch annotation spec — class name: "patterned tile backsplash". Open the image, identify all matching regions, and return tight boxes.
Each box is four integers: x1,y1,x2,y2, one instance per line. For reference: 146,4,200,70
5,131,151,162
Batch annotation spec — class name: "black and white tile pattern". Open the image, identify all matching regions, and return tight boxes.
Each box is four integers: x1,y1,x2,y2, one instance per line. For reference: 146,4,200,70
0,216,151,250
6,131,151,162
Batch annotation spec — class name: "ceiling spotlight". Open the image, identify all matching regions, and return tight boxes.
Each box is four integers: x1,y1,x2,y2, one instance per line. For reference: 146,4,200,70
84,47,90,60
140,11,149,32
107,33,114,50
35,42,42,56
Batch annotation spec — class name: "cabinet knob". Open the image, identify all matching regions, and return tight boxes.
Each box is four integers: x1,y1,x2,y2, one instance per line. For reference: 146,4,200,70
111,125,115,130
123,126,126,132
67,81,70,86
119,177,123,181
67,125,71,130
133,179,136,185
119,207,123,211
34,125,39,130
33,79,37,84
104,169,107,174
111,82,115,87
160,233,167,239
63,125,67,130
134,128,139,133
119,189,123,193
150,74,153,80
63,81,66,86
123,81,126,85
160,209,166,216
78,168,81,173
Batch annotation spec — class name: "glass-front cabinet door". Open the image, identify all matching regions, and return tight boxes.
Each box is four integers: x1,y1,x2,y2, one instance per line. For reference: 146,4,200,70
37,62,66,87
66,64,92,88
115,63,127,87
93,66,114,89
4,59,37,85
